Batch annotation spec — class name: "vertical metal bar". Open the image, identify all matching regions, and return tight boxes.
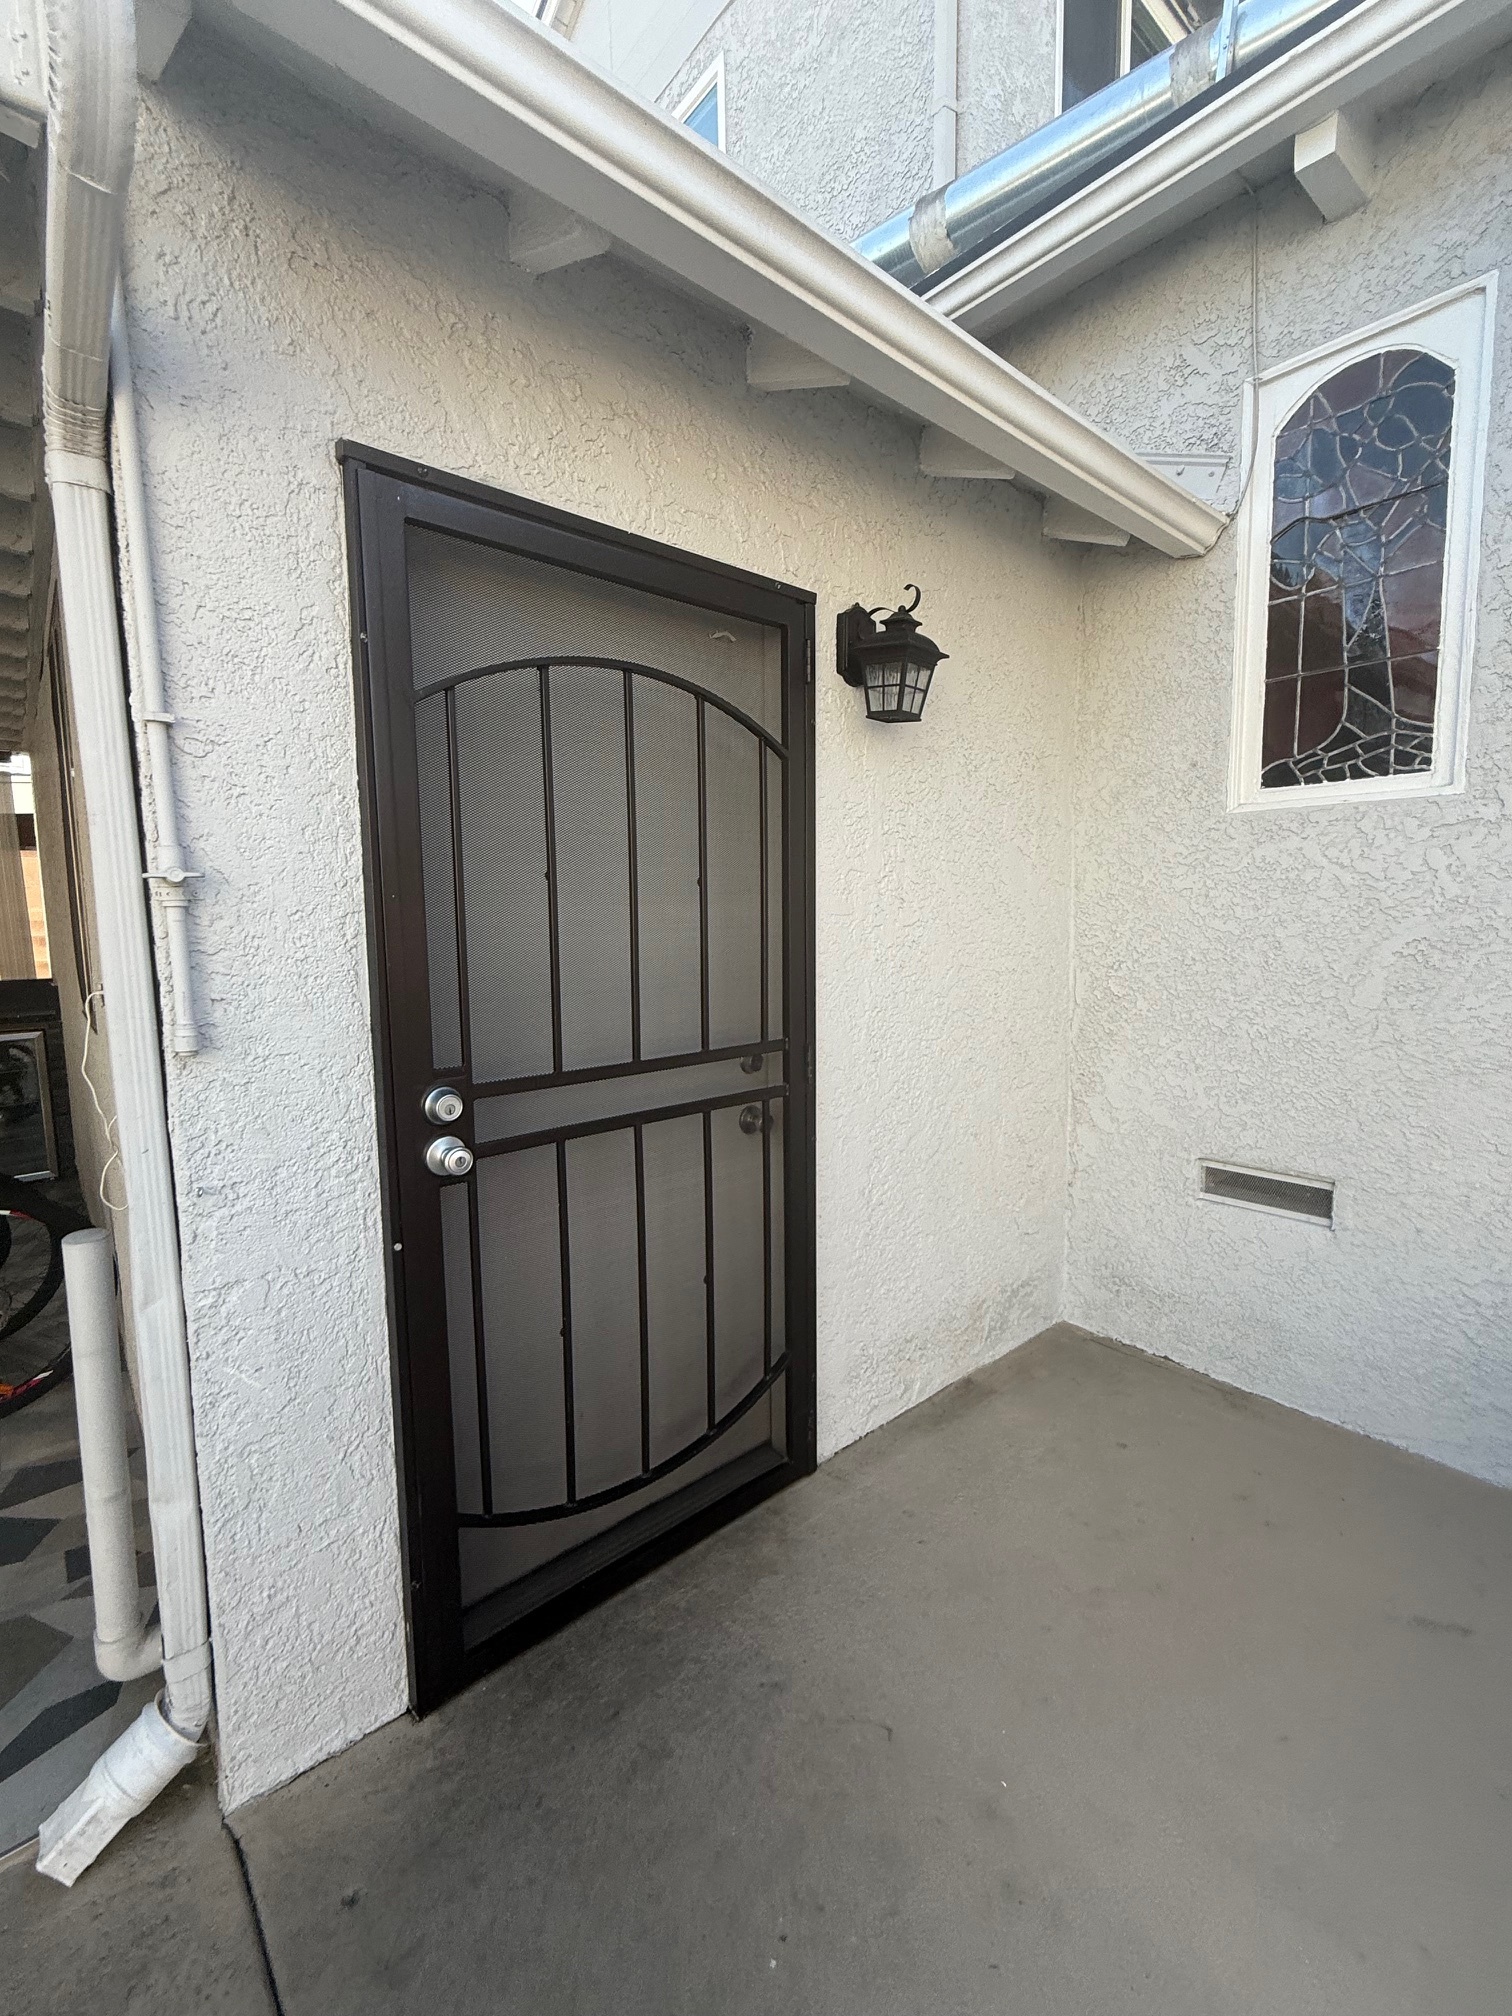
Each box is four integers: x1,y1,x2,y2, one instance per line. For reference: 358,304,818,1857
758,739,769,1046
634,1122,650,1476
761,1102,773,1379
465,1177,493,1515
445,689,492,1513
539,663,565,1075
703,1106,716,1432
557,1138,576,1503
696,694,710,1052
624,670,642,1062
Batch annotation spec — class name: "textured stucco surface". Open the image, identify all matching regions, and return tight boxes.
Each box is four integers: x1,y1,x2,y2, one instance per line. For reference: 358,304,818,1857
659,0,933,241
1003,52,1512,1484
657,0,1063,241
126,31,1080,1805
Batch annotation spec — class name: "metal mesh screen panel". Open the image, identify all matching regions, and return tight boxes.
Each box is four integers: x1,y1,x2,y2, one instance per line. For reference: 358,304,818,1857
564,1132,645,1500
548,665,634,1069
406,527,784,738
414,693,463,1071
633,679,702,1058
641,1114,710,1467
456,670,554,1082
477,1148,567,1516
1200,1163,1334,1222
704,705,763,1049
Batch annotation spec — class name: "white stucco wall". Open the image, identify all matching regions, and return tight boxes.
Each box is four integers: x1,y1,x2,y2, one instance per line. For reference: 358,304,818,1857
1003,50,1512,1485
659,0,934,241
580,0,1063,244
126,31,1080,1805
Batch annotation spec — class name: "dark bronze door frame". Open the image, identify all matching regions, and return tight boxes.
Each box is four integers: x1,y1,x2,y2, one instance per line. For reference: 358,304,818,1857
342,445,817,1711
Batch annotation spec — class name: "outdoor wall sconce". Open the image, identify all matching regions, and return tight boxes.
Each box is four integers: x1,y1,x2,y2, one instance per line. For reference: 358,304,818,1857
836,585,947,723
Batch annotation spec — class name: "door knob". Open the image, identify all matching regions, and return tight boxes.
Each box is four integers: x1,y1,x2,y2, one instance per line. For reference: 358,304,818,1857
423,1086,465,1125
426,1136,474,1177
738,1105,766,1135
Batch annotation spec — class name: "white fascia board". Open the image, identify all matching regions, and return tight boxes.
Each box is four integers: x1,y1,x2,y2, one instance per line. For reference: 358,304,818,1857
929,0,1512,339
206,0,1225,557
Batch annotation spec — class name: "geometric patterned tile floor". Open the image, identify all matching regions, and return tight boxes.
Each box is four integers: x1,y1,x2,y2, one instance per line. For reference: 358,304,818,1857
0,1323,159,1857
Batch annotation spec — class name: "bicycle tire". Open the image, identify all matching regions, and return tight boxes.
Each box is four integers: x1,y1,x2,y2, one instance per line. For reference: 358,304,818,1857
0,1178,90,1417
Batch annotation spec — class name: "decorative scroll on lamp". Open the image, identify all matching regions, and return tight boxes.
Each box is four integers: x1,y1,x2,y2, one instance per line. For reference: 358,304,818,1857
836,585,947,722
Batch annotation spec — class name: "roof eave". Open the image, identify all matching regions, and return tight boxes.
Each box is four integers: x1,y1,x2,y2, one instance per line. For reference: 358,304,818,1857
202,0,1225,556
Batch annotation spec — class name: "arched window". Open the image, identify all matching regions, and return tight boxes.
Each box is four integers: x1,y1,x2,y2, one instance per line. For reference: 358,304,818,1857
1231,281,1492,808
1262,350,1453,788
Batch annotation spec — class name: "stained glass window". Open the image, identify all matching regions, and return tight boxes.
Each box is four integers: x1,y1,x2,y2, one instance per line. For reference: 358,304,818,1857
1261,349,1454,789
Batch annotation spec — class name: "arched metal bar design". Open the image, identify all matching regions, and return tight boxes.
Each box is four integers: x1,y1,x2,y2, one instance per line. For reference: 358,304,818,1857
413,654,787,756
458,1350,790,1528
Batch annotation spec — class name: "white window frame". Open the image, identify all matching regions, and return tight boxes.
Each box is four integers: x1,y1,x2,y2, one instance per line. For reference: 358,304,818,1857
1228,274,1497,812
1056,0,1199,114
674,55,726,151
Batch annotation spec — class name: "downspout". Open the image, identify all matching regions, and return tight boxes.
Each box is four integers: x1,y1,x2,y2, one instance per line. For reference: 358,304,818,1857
110,283,202,1056
33,0,213,1886
931,0,959,189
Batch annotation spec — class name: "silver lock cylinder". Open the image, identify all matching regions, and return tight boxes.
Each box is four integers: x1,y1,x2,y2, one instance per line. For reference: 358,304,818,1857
423,1086,465,1125
425,1136,474,1177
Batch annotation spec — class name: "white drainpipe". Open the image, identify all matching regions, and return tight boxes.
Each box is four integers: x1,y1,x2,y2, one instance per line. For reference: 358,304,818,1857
931,0,959,189
109,284,202,1056
62,1229,164,1682
34,0,213,1887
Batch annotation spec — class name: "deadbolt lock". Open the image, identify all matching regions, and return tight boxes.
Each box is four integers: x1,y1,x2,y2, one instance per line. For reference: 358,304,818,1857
425,1136,474,1178
423,1086,465,1125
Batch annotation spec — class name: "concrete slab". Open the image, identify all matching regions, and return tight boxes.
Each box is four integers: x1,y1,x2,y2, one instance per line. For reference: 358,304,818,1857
230,1326,1512,2015
0,1751,277,2016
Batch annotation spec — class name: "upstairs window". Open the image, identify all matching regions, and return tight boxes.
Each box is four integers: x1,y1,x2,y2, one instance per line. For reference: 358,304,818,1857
1230,281,1494,808
1059,0,1218,111
675,57,725,149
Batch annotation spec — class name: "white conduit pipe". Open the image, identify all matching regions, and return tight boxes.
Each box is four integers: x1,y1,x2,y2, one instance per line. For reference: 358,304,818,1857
931,0,959,190
62,1229,163,1682
35,0,213,1888
109,286,201,1055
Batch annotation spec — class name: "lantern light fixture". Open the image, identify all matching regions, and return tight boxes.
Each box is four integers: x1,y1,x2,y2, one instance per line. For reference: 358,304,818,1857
836,585,948,723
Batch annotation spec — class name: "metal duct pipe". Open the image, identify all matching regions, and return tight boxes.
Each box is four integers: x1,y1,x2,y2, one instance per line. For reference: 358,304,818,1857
856,0,1360,287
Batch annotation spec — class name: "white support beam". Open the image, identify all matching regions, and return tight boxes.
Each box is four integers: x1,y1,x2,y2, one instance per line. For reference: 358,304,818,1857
918,425,1014,478
1293,108,1375,223
1140,452,1230,507
137,0,193,81
746,328,850,392
1043,497,1131,547
507,188,612,275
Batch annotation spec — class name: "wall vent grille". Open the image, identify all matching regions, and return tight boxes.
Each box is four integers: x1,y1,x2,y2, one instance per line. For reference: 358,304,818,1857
1199,1162,1334,1224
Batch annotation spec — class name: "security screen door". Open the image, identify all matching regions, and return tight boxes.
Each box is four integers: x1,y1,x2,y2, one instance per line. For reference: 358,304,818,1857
345,451,816,1710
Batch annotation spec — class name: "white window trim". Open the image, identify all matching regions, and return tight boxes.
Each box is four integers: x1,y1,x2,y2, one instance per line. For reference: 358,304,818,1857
1056,0,1189,115
1228,273,1498,812
673,54,726,152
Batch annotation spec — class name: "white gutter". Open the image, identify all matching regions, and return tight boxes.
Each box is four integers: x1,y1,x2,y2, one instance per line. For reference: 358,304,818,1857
205,0,1224,555
927,0,1512,337
34,0,213,1887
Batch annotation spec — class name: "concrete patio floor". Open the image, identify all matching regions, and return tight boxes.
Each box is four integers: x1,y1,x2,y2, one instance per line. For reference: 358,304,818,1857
5,1323,1511,2014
